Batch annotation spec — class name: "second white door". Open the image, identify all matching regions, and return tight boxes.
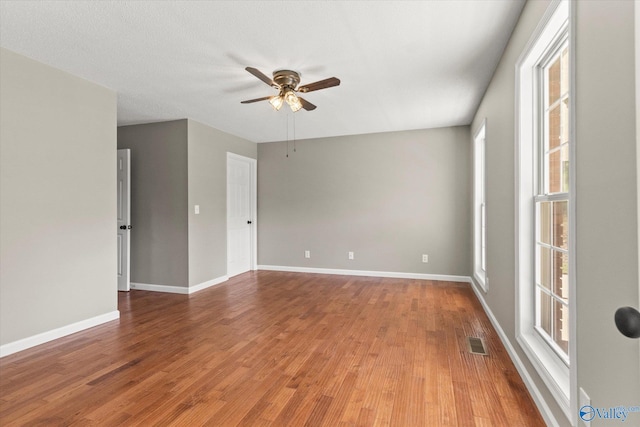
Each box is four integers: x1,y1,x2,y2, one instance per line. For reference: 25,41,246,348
117,149,131,291
227,153,256,277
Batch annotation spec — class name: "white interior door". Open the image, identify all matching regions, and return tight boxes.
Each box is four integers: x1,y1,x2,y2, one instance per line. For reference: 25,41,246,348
227,153,256,278
117,149,131,291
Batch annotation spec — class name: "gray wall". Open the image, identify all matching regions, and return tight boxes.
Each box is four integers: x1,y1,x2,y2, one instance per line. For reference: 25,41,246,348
471,1,640,425
117,120,190,288
0,48,118,345
187,119,257,286
257,127,471,276
117,119,257,289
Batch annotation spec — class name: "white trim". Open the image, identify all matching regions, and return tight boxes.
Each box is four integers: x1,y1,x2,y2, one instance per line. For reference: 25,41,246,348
517,331,570,413
470,284,560,427
473,118,488,292
131,275,228,295
0,310,120,358
567,0,578,420
131,282,190,294
471,274,489,296
258,265,471,283
189,275,229,293
515,0,574,423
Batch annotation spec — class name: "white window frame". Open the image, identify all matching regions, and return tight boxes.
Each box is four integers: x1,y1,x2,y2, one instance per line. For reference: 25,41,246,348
473,119,488,291
534,40,570,365
515,0,576,423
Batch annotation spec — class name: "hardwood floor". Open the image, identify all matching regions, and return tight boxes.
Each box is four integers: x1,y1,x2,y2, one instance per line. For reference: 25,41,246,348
0,271,545,426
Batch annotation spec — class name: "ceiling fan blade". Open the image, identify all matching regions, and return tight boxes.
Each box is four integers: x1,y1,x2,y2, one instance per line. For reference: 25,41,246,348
241,96,272,104
245,67,277,88
299,97,317,111
297,77,341,93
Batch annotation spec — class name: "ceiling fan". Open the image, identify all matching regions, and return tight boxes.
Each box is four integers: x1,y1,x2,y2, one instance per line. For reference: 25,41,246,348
241,67,340,112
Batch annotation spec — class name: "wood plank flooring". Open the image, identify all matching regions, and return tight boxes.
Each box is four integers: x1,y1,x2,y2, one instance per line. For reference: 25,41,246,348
0,271,545,426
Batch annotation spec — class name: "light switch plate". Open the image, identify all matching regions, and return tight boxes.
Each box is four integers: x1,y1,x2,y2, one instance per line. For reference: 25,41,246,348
194,205,200,214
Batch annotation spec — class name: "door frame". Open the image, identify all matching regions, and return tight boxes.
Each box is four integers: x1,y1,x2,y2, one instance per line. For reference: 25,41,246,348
226,152,257,274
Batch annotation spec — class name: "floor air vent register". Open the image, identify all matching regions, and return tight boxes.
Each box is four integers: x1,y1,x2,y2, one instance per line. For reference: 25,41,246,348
466,337,488,356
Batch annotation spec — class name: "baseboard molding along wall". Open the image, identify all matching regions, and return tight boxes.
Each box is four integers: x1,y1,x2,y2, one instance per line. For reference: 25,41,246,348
130,275,228,295
1,275,230,358
469,280,560,427
258,264,471,283
0,310,120,358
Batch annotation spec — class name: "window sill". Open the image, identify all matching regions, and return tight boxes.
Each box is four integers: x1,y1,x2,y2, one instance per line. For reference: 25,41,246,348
517,329,571,421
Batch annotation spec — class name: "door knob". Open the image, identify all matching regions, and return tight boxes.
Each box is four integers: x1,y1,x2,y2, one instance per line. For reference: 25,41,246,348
615,306,640,338
119,225,126,230
247,220,252,224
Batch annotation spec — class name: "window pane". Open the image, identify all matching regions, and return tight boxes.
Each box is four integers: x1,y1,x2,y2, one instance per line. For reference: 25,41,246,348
538,246,551,290
552,200,568,250
538,202,551,245
531,39,570,365
539,289,552,336
553,299,569,355
548,104,561,150
548,149,561,193
548,57,561,106
560,47,569,97
561,143,569,193
561,99,569,145
552,250,568,301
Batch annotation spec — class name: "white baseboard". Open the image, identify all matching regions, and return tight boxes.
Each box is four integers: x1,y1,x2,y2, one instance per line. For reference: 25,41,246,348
0,310,120,358
131,275,228,295
257,265,472,283
130,282,189,294
189,275,229,293
469,280,560,427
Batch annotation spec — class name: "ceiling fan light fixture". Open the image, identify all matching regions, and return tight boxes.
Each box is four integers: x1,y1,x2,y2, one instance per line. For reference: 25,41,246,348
289,98,303,112
284,90,303,112
269,95,284,110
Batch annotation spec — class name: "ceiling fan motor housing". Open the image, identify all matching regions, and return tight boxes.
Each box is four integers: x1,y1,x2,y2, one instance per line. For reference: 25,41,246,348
273,70,301,90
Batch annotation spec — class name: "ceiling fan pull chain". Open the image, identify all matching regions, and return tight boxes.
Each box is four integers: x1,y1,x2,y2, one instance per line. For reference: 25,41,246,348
293,113,297,153
286,112,289,158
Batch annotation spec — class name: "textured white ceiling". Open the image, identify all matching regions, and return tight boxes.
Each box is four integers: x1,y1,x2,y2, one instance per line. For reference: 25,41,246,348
0,0,524,143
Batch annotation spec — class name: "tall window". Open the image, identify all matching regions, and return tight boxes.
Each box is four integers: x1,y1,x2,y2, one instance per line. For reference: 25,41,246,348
536,44,570,361
516,0,573,420
473,121,487,290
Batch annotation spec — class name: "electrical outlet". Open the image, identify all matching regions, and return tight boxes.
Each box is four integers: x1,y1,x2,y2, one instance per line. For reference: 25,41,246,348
304,250,310,259
422,254,429,263
348,251,354,260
